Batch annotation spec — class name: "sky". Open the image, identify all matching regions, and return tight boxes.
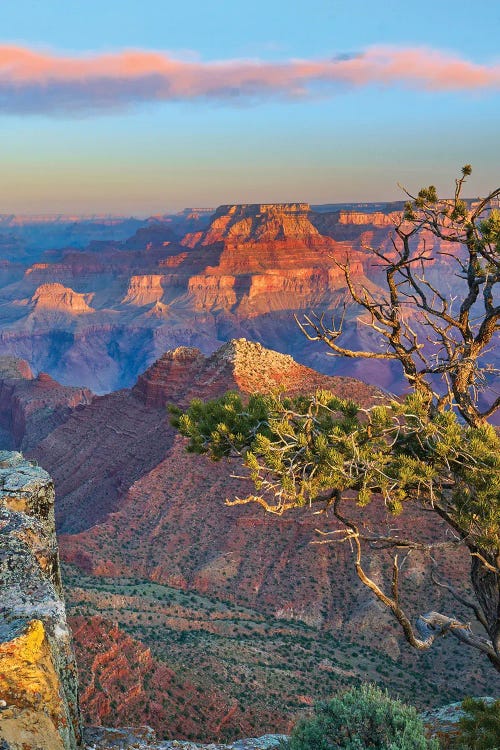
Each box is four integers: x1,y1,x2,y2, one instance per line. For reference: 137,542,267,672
1,0,499,215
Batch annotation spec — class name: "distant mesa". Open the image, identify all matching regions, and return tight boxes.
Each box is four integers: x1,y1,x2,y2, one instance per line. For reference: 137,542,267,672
25,263,52,275
121,275,165,306
30,283,95,314
216,203,311,215
338,211,398,226
123,222,179,250
176,206,216,217
182,202,322,248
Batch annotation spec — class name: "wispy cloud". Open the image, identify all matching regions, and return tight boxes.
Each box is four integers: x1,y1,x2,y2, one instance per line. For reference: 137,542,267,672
0,44,499,115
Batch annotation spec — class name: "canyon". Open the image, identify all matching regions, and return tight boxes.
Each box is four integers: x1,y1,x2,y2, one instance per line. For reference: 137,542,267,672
0,339,497,743
0,201,435,394
0,202,497,744
0,447,286,750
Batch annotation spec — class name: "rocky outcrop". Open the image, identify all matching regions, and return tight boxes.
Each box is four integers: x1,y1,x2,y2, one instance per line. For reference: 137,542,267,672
0,451,82,750
0,357,93,451
84,727,286,749
337,211,398,226
121,276,165,307
133,339,381,410
30,284,95,314
182,203,316,248
133,347,206,407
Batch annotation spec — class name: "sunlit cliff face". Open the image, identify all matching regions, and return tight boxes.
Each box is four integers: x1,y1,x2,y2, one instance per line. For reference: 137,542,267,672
0,201,486,395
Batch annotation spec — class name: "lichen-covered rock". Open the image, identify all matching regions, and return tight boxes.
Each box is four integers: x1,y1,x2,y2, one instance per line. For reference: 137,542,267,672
84,725,287,750
0,451,82,749
421,698,497,742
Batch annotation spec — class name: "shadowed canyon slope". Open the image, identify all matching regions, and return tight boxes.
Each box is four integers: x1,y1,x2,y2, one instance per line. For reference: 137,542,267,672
0,339,497,741
0,201,446,394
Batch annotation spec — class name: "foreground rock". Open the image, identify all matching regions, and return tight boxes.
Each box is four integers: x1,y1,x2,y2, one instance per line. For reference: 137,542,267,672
421,698,497,743
0,451,81,750
85,726,286,750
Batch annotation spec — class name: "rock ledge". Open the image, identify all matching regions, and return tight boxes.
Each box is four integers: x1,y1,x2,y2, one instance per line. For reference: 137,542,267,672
0,451,81,750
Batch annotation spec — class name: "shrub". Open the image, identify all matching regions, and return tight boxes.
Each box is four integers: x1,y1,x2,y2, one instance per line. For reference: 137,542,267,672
452,697,500,749
284,683,438,749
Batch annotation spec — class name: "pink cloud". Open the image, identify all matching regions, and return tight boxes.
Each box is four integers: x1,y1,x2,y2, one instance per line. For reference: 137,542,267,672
0,44,498,114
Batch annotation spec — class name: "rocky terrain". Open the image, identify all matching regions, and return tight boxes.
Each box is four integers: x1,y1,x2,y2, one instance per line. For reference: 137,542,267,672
0,451,81,750
0,356,92,451
0,447,286,749
0,201,459,394
0,203,496,741
85,726,285,750
0,339,496,742
0,447,493,749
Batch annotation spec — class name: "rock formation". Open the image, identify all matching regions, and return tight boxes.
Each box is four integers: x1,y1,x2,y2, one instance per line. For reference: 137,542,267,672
0,357,93,451
134,338,382,410
337,210,398,226
30,284,95,314
0,339,495,741
0,451,81,750
0,201,475,395
121,276,165,307
182,203,319,248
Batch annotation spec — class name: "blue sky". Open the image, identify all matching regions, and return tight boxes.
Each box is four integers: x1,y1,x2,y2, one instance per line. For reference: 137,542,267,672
1,0,499,214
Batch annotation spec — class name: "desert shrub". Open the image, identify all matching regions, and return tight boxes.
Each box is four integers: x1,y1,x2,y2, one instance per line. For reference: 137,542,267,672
284,683,438,749
451,697,500,749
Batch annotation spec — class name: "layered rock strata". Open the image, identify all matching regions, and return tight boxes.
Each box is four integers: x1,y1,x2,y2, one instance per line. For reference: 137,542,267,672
0,201,482,396
0,356,93,451
31,283,95,314
0,451,81,750
121,276,165,307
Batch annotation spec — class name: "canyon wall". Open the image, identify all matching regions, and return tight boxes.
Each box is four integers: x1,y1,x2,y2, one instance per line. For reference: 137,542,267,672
0,202,405,393
0,451,81,750
0,340,496,741
0,200,481,398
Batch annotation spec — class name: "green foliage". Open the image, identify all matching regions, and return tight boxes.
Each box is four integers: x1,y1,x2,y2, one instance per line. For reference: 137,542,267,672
283,684,438,749
403,201,416,221
169,391,273,459
415,185,438,207
404,165,498,259
173,389,500,552
451,697,500,749
450,199,467,221
479,209,500,254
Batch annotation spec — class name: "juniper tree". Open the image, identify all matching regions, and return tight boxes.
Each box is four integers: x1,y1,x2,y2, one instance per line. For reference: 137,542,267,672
171,167,500,671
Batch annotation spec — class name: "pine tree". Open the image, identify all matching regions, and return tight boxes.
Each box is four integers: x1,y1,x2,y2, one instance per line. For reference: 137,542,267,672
172,168,500,671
